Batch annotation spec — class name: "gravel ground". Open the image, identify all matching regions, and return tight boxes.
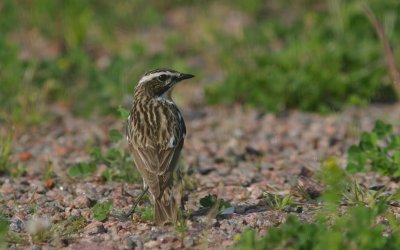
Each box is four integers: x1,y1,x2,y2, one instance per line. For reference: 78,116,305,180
1,103,400,249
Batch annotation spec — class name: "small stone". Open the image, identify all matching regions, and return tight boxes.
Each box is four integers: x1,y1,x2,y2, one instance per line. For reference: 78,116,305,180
10,218,24,233
85,222,107,235
73,196,92,208
30,180,46,194
51,213,63,223
123,236,143,250
71,209,82,217
183,236,194,248
31,245,42,250
26,217,52,235
299,166,314,178
296,176,324,199
144,240,158,249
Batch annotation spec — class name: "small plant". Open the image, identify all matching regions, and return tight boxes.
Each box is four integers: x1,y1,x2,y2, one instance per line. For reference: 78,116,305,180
42,162,54,181
0,212,9,248
0,132,27,178
346,120,400,178
68,162,97,178
263,192,294,211
199,194,231,212
51,215,87,240
0,133,13,174
175,210,188,239
317,158,349,212
137,207,154,222
117,105,130,120
92,201,112,222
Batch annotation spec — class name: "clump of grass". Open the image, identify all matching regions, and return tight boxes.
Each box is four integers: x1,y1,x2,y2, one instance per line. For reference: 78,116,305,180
263,192,294,211
92,201,113,222
0,133,13,174
0,132,27,178
206,0,399,113
137,207,154,222
175,210,188,239
50,215,88,244
0,212,9,248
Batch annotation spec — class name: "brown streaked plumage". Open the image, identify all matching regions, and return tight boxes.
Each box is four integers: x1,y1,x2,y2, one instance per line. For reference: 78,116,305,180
127,68,194,224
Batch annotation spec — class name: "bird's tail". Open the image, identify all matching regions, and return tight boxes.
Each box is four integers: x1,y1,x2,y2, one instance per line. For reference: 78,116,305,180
154,186,179,225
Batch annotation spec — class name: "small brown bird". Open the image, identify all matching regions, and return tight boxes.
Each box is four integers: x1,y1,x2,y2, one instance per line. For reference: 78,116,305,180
127,68,194,224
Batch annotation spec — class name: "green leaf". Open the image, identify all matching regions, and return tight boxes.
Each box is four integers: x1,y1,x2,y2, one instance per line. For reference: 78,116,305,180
373,120,392,138
219,199,231,210
387,135,400,150
68,162,97,178
359,132,377,150
233,228,257,250
105,148,122,162
90,147,103,162
199,194,231,211
346,145,366,173
117,106,130,120
92,201,112,222
394,151,400,165
200,194,217,208
109,129,123,142
0,214,9,241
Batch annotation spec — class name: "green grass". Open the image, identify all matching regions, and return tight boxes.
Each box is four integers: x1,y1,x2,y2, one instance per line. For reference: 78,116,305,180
92,201,112,222
0,133,13,174
0,212,9,249
0,0,399,126
137,207,155,222
0,0,195,125
206,0,400,113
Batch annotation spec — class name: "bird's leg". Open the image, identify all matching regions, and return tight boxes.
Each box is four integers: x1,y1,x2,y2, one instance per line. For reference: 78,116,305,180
112,186,149,221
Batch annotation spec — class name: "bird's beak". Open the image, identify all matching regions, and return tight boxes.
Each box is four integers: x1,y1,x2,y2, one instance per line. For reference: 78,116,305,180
177,73,195,81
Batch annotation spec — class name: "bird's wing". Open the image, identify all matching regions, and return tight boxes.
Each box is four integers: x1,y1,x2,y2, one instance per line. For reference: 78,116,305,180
130,138,184,199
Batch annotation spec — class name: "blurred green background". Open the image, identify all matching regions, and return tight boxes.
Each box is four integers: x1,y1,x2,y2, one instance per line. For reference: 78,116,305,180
0,0,399,125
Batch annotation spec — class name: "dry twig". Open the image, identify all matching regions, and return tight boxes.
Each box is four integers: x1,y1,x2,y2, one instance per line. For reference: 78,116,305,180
363,3,400,98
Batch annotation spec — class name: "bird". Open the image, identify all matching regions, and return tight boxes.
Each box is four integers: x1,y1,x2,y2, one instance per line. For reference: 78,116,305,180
126,68,194,224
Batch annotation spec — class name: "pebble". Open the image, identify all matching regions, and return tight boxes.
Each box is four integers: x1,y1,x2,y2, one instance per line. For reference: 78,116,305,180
144,240,159,249
26,217,52,235
122,236,144,250
85,222,107,235
183,236,194,248
73,196,93,208
9,218,24,233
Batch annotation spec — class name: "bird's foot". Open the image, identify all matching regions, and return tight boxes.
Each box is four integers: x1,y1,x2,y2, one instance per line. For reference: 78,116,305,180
111,187,149,221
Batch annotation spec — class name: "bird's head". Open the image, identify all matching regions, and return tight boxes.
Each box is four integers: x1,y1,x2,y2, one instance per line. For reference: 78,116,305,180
135,68,194,97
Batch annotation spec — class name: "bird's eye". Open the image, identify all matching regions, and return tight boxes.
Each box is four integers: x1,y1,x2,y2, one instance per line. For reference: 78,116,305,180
158,75,168,82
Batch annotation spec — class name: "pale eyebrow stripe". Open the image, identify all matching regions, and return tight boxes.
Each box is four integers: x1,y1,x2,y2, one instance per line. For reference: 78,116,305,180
138,72,178,84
